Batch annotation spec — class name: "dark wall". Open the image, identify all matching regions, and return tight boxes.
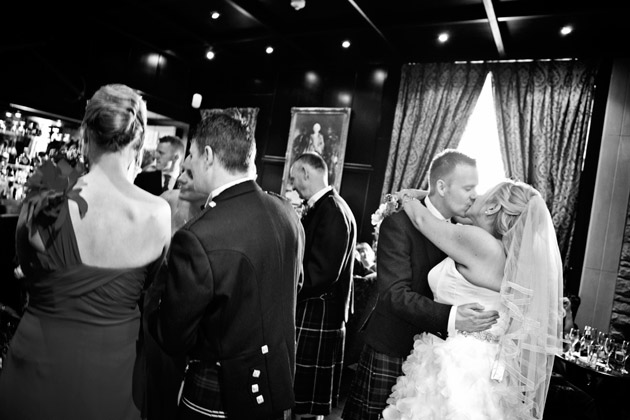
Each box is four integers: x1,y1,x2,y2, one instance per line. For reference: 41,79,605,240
0,33,193,124
191,61,401,244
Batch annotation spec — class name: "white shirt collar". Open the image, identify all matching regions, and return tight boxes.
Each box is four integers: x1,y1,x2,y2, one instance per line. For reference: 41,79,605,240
205,176,254,208
424,196,450,222
307,185,333,208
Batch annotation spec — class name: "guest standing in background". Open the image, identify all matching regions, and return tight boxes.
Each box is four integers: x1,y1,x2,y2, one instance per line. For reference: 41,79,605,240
160,155,208,233
288,152,357,420
0,83,171,420
147,113,305,420
354,242,377,280
143,155,208,420
135,135,185,195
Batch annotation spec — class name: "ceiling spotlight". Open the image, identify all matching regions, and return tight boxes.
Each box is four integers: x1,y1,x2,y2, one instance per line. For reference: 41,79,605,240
560,25,573,36
291,0,306,10
266,46,274,54
211,11,220,20
206,50,215,60
191,93,202,109
438,33,449,43
341,40,351,49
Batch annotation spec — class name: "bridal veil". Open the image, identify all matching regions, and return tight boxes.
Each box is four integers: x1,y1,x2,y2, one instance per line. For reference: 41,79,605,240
498,192,563,420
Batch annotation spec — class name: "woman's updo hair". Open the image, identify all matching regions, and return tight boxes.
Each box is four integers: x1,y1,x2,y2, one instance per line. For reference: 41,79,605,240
82,84,147,153
484,180,540,238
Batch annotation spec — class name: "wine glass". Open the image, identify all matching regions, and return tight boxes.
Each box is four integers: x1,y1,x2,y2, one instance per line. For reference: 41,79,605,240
596,332,608,364
621,340,630,374
603,336,615,370
569,328,580,359
587,341,599,366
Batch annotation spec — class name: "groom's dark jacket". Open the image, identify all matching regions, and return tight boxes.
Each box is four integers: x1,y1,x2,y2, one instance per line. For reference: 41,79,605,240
362,201,452,358
147,180,305,419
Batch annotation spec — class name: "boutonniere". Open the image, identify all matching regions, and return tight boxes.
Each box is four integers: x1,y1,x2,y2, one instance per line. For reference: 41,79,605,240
370,193,404,250
23,158,88,234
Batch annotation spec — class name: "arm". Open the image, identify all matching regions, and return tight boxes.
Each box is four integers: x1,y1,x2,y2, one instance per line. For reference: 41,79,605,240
300,199,352,297
148,229,213,355
376,213,452,336
402,198,504,292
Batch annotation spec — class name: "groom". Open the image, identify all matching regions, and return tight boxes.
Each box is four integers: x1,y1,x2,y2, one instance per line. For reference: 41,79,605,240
342,149,499,420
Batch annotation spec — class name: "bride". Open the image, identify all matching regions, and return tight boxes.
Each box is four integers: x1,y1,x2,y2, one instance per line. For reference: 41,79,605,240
381,180,563,420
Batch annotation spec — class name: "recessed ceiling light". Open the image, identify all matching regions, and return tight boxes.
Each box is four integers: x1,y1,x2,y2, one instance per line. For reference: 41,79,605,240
560,25,573,36
211,11,220,20
341,40,351,49
206,50,215,60
266,46,274,54
191,93,202,109
438,33,449,43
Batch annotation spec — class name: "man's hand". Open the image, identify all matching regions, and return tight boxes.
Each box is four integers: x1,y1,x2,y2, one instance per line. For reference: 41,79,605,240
454,303,499,332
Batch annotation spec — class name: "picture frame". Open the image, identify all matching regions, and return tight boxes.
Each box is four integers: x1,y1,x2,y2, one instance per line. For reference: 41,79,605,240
280,107,351,197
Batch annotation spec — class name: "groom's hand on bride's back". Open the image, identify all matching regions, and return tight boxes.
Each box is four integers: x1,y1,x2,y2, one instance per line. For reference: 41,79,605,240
454,303,499,332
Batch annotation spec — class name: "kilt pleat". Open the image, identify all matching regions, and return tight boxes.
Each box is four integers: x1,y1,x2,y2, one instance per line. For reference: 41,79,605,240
341,344,404,420
294,298,346,415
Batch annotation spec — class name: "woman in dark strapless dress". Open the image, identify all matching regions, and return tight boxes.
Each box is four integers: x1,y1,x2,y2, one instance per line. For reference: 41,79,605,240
0,84,171,420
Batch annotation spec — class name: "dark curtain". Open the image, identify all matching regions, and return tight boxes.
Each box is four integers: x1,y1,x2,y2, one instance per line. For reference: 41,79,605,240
490,60,598,268
381,62,488,197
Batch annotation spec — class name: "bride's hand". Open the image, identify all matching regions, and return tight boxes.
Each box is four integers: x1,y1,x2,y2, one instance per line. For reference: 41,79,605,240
385,188,428,208
395,188,428,202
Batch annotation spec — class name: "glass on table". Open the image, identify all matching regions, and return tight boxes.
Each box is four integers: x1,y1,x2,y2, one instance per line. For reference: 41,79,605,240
603,336,615,371
621,340,629,374
568,327,581,359
607,338,627,373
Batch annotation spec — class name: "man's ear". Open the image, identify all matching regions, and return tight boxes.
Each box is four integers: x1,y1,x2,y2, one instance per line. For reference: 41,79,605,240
436,179,446,196
203,145,214,168
301,165,309,180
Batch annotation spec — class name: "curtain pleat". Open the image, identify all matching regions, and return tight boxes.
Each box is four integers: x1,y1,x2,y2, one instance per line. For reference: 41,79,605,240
490,60,599,269
381,62,489,197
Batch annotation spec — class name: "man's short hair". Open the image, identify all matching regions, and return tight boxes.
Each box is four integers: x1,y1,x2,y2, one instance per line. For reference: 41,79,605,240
294,152,328,173
428,149,476,189
192,114,255,173
159,135,185,155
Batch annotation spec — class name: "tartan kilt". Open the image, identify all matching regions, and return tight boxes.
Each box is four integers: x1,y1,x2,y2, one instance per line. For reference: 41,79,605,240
294,298,346,415
178,362,227,419
341,344,404,420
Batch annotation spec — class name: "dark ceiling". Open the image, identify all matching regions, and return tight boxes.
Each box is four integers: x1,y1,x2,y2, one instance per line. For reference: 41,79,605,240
6,0,628,67
1,0,626,122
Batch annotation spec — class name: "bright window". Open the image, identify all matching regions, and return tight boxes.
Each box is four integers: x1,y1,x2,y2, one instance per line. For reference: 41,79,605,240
457,72,506,194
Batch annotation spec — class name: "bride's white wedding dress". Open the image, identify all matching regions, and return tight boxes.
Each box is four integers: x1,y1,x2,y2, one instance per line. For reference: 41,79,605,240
382,257,521,420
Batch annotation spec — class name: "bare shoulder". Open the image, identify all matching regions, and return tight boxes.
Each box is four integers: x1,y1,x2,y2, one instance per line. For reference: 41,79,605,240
456,223,503,255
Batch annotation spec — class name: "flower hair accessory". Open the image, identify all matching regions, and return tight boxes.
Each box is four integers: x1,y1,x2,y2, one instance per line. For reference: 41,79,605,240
23,158,88,237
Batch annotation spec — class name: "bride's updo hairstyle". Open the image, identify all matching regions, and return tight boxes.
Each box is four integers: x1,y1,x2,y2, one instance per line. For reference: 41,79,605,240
82,84,147,154
483,180,540,240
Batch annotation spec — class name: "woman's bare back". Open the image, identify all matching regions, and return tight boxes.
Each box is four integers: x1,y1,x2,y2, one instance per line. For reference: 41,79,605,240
70,173,171,269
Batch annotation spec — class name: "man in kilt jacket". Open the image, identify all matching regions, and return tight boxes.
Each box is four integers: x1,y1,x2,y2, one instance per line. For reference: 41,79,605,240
147,114,305,420
289,152,357,420
341,149,499,420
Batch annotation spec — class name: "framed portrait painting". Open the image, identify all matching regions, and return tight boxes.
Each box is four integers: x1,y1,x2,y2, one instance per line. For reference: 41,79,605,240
281,107,351,197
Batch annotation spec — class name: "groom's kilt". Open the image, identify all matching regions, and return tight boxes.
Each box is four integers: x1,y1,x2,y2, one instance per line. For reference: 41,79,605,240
341,344,405,420
294,297,345,415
